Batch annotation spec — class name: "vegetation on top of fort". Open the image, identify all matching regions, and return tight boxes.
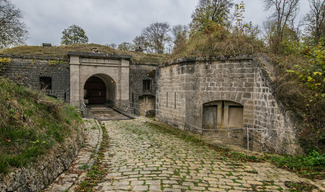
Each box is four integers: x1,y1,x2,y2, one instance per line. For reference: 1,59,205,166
0,43,168,64
170,0,325,153
0,78,82,174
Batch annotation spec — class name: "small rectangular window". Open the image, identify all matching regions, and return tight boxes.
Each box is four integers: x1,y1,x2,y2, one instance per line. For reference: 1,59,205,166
143,80,151,91
40,76,52,90
174,92,176,109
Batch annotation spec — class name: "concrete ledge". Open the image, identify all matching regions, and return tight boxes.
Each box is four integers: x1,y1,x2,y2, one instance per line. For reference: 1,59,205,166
68,51,132,60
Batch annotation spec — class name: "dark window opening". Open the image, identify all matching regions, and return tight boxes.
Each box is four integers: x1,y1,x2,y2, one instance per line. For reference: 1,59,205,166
143,80,151,91
40,76,52,90
174,92,176,109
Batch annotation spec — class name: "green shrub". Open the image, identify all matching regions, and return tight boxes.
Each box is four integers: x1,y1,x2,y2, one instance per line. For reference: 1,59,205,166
270,150,325,179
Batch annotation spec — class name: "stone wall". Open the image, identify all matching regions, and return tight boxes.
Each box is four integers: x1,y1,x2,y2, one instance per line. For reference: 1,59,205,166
0,55,70,102
156,55,302,155
0,126,84,192
68,52,131,109
129,64,157,115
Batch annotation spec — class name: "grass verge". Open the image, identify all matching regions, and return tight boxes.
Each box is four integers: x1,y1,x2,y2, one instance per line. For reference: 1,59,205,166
146,119,325,180
0,43,167,64
74,123,110,192
0,78,82,173
270,150,325,179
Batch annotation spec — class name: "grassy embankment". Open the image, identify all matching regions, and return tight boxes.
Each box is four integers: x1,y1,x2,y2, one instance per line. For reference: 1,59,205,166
0,43,167,64
0,78,82,173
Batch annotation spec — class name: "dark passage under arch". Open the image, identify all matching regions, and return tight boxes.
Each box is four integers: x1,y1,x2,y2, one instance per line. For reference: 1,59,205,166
84,76,106,104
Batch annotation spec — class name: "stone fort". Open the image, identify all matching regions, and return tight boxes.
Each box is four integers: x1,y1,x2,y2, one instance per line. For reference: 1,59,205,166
0,46,302,155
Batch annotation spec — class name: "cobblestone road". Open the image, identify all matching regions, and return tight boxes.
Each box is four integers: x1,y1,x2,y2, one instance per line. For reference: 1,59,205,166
95,118,322,192
86,106,130,121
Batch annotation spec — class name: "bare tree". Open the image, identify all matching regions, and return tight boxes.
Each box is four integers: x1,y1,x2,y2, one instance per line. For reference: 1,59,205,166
0,0,28,49
108,43,117,49
304,0,325,44
133,35,148,50
264,0,300,52
117,42,134,51
172,25,188,50
141,22,171,54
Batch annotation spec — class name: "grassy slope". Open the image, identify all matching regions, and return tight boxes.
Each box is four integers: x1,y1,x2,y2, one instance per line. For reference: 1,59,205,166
0,78,82,173
0,44,167,64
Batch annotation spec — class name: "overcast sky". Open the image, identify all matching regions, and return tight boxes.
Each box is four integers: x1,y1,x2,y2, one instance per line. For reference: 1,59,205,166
11,0,310,46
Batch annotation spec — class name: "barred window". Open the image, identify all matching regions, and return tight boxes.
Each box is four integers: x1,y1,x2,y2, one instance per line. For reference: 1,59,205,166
143,80,151,91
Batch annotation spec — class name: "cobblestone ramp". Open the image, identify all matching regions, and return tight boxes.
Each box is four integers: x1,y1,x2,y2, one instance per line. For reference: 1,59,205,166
86,105,131,121
95,117,323,192
43,119,102,192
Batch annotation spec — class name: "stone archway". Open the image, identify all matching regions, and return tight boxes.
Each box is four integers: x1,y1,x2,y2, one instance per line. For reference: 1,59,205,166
84,76,106,104
69,52,130,109
84,74,116,105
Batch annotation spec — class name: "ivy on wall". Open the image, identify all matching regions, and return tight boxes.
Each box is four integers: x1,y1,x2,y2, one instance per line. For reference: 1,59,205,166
0,58,11,75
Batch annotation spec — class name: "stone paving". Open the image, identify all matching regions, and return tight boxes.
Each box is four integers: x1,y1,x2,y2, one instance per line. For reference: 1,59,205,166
86,105,131,121
94,117,323,192
43,119,102,192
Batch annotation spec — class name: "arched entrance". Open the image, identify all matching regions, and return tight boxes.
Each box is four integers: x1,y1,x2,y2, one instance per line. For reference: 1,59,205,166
84,76,106,104
83,74,116,105
69,52,130,109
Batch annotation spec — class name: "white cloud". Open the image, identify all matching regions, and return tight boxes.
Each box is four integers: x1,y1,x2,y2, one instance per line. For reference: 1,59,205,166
11,0,310,46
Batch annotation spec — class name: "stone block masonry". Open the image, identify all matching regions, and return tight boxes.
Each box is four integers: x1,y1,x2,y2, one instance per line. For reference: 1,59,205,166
129,64,157,115
68,52,131,109
156,55,302,155
0,55,70,102
1,52,303,155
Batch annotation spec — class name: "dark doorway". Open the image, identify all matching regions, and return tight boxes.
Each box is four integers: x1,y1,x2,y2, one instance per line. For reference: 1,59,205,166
84,76,106,104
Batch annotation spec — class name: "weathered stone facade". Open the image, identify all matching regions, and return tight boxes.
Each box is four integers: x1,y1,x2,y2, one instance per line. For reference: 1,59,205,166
129,64,157,116
68,52,131,109
0,52,302,154
156,55,302,155
0,55,70,102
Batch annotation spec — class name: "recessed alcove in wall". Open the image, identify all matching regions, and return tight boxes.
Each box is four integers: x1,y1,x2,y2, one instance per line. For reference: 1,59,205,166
139,95,155,116
203,100,243,130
